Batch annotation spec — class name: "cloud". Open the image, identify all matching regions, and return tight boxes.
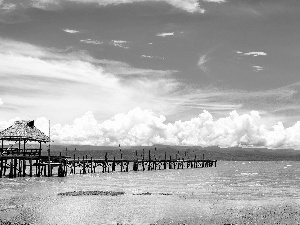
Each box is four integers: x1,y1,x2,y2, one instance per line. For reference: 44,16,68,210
253,65,263,72
0,38,182,122
157,32,174,37
80,39,103,45
1,3,16,11
0,98,3,105
62,29,79,34
110,40,129,49
197,54,209,73
65,0,205,13
243,52,267,57
15,108,300,149
203,0,226,3
141,55,164,60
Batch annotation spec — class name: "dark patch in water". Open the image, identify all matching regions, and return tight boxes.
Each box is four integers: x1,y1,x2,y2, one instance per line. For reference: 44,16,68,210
132,192,172,196
58,190,125,196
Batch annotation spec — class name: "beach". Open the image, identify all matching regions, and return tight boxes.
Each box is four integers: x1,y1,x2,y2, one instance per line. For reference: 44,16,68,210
1,161,300,224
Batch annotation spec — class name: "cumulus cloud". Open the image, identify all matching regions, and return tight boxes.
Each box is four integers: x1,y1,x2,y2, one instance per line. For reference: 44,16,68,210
0,98,3,105
157,32,174,37
197,54,209,73
62,29,79,34
80,39,103,45
17,108,300,149
244,52,267,57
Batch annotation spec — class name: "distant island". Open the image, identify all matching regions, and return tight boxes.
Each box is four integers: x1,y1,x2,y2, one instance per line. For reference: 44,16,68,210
41,145,300,161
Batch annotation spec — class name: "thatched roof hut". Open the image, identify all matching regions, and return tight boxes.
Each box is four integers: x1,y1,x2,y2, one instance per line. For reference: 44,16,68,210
0,120,50,142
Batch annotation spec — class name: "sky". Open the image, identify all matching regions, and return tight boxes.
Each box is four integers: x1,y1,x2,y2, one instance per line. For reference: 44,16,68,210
1,0,300,148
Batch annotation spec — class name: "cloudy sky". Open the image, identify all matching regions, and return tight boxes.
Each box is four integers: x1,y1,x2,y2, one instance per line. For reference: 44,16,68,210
1,0,300,148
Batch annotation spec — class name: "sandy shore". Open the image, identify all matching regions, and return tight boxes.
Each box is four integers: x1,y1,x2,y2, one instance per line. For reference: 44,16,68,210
154,200,300,225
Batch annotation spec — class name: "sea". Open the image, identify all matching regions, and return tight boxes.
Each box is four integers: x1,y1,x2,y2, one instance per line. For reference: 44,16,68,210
1,161,300,225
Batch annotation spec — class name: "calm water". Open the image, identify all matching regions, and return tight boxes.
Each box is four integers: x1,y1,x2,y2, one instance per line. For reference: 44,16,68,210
1,161,300,224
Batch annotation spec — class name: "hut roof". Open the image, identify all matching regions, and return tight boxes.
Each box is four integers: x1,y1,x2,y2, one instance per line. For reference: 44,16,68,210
0,120,50,142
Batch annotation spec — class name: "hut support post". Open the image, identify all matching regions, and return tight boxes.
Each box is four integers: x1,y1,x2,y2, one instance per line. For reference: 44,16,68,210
0,158,3,178
1,139,3,154
23,140,26,156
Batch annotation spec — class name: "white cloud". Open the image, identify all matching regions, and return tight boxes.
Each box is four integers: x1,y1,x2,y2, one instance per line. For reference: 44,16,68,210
80,39,103,45
197,54,209,73
110,40,129,49
19,108,300,149
62,29,79,34
244,52,267,57
1,3,16,11
157,32,174,37
66,0,205,13
0,38,182,122
0,98,3,105
236,51,243,54
142,55,152,58
253,65,263,72
203,0,226,3
141,55,164,60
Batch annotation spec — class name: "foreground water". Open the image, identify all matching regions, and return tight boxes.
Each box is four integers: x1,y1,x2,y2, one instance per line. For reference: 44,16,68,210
1,161,300,224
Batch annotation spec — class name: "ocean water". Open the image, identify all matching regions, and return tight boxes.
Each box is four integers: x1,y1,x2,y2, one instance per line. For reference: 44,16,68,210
1,161,300,224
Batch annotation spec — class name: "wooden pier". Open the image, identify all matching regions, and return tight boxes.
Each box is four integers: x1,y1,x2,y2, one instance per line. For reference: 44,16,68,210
0,120,217,178
66,150,217,175
0,149,217,178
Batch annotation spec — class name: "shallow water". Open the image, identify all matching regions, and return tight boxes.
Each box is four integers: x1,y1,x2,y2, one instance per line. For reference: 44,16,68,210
1,161,300,224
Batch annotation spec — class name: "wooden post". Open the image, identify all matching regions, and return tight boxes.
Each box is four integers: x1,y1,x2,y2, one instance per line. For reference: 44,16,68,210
65,159,68,175
169,156,172,169
164,152,167,169
148,150,151,170
105,153,108,173
0,158,3,178
22,159,26,177
44,164,47,176
78,156,80,174
29,157,32,177
19,139,21,155
37,159,41,177
1,139,3,155
83,156,86,174
73,154,76,174
112,157,116,172
14,157,17,178
9,159,13,178
90,157,93,173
